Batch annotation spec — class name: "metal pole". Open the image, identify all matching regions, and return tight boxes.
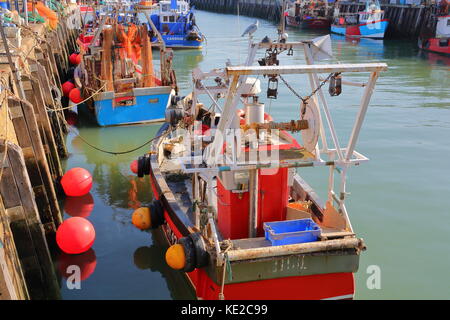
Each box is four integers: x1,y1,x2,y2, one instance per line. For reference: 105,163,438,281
248,169,258,238
345,71,380,161
23,0,28,26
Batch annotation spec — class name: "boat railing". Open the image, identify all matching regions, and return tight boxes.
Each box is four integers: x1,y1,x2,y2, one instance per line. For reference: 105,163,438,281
333,13,358,25
358,11,385,23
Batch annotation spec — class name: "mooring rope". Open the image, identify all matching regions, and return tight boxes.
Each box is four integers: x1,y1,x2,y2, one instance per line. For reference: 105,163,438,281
65,122,157,155
46,82,108,112
63,119,179,156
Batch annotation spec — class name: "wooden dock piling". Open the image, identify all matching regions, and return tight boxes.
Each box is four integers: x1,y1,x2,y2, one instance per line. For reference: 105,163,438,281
0,3,82,300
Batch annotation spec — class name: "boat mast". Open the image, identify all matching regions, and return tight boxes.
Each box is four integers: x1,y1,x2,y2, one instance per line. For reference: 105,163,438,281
278,0,287,41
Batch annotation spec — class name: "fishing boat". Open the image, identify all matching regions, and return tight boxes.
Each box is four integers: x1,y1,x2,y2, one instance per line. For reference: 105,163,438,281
418,14,450,56
73,9,178,126
132,30,387,299
285,0,331,30
331,0,389,39
285,0,302,27
137,0,204,49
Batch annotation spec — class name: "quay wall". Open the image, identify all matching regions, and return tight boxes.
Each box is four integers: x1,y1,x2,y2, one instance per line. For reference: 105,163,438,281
0,4,81,300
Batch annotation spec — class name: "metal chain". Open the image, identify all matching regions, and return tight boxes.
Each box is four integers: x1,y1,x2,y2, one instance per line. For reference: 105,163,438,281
279,72,335,104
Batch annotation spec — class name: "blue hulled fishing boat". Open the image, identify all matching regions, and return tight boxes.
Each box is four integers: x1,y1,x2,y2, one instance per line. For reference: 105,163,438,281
72,3,179,127
137,0,204,49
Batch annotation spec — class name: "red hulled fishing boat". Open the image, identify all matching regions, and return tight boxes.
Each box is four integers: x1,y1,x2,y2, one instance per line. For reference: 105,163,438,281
132,32,387,299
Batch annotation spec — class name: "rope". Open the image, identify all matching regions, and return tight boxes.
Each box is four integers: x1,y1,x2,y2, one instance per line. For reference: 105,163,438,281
66,124,157,155
63,118,178,156
218,241,233,300
46,82,107,112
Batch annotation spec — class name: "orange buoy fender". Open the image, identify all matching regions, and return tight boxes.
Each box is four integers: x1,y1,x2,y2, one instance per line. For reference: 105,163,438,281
165,232,208,272
131,200,164,230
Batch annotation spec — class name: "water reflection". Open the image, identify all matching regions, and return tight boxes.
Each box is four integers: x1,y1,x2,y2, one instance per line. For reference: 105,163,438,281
64,193,95,217
418,50,450,67
133,229,196,300
69,124,160,220
331,34,385,59
172,49,204,80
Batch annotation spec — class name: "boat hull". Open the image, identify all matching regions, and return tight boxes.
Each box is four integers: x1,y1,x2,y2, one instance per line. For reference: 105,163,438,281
301,17,331,30
285,15,300,28
331,19,389,39
153,35,203,49
93,87,173,126
418,37,450,56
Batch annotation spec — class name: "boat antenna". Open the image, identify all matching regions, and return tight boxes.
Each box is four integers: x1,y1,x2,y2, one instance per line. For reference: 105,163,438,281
278,0,288,43
237,0,241,64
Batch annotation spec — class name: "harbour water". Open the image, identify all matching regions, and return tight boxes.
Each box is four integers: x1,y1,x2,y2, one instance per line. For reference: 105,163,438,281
56,10,450,299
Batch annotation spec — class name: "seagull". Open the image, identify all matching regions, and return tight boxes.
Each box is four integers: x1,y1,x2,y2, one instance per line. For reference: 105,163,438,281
241,20,259,37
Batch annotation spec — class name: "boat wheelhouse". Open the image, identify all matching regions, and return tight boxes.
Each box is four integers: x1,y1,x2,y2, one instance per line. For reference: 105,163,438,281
331,0,389,39
133,33,388,299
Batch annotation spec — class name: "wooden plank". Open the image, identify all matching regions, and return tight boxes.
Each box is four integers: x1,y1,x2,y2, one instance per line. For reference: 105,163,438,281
1,141,60,299
101,27,114,91
7,97,61,229
26,69,64,178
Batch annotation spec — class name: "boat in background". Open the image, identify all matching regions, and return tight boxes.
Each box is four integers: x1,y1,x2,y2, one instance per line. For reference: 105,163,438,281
418,14,450,56
331,0,389,39
285,0,331,30
285,0,302,27
137,0,204,49
73,8,178,126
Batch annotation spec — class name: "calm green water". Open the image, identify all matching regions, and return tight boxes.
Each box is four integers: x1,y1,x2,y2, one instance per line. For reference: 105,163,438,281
56,10,450,300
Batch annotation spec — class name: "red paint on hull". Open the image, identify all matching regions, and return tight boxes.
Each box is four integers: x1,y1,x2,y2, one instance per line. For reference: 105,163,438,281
193,268,354,300
150,172,356,300
302,18,330,30
419,38,450,56
286,16,300,27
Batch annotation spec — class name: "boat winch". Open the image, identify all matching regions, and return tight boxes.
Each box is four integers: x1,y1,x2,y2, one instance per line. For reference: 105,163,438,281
165,95,186,127
165,232,209,272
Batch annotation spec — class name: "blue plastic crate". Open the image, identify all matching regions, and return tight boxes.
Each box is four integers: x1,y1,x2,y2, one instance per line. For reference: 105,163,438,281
263,219,321,246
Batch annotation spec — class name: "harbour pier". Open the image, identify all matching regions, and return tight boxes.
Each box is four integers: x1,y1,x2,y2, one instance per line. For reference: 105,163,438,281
0,3,80,300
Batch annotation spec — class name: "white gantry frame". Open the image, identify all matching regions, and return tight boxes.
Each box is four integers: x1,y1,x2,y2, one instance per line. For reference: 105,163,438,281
181,38,387,233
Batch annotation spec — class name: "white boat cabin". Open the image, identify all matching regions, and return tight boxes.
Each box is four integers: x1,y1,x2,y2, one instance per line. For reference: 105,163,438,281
358,1,385,24
436,15,450,38
158,0,190,24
